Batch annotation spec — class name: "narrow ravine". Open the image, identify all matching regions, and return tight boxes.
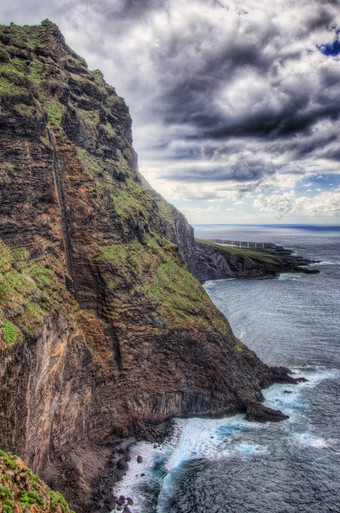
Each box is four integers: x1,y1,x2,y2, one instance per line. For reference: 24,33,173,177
47,127,75,288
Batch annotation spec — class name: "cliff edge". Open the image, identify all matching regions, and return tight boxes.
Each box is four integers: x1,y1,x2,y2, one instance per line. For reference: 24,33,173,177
0,21,294,513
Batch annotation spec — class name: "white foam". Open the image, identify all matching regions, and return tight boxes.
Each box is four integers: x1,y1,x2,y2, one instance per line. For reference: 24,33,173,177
111,367,340,512
204,278,237,289
277,273,303,280
293,433,329,449
310,260,340,266
235,442,270,459
290,367,340,387
111,430,180,513
262,367,340,423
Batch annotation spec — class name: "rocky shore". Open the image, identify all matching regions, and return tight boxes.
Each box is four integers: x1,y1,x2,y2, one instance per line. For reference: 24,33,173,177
192,239,319,282
145,186,319,283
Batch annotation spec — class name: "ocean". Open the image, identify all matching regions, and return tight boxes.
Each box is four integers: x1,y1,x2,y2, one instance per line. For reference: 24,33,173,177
112,225,340,513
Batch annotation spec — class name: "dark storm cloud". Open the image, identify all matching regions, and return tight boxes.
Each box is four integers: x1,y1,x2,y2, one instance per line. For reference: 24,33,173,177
111,0,163,18
94,0,164,25
1,0,340,211
323,148,340,161
147,9,340,143
304,5,336,31
106,0,338,194
163,155,276,183
161,80,340,142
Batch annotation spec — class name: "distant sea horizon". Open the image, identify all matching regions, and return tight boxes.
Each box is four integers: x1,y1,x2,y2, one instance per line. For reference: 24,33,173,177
193,223,340,230
192,223,340,242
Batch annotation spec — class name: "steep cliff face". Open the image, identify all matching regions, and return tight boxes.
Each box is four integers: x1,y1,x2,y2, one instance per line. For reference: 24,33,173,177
141,182,317,283
141,180,198,275
0,21,293,513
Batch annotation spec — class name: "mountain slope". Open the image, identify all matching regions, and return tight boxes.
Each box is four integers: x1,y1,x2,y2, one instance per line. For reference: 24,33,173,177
0,20,293,513
0,450,73,513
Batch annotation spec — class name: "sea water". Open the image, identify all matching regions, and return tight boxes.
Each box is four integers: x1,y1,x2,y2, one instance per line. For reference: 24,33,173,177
112,225,340,513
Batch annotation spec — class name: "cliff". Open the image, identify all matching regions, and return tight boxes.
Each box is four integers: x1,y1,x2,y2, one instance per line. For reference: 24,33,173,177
141,182,318,282
0,21,295,513
192,239,318,282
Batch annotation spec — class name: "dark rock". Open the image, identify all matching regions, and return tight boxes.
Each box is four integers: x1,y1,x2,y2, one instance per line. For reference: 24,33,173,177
118,495,125,505
137,455,143,463
245,403,289,423
117,458,126,470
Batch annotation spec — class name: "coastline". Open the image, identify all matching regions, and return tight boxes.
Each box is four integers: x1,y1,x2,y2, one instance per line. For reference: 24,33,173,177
91,240,319,512
108,369,320,513
192,239,319,283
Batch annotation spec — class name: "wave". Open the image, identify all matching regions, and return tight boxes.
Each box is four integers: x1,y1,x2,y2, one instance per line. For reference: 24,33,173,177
111,367,340,513
277,273,304,280
310,260,340,266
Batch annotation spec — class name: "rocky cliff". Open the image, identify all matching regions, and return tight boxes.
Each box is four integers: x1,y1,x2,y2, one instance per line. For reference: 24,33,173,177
0,21,295,513
142,181,318,283
192,239,318,282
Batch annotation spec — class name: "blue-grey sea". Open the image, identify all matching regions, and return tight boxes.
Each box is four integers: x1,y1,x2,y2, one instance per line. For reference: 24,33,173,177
112,225,340,513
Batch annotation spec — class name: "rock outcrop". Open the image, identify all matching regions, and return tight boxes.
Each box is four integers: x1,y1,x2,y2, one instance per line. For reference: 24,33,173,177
142,182,318,283
0,21,296,513
191,240,319,282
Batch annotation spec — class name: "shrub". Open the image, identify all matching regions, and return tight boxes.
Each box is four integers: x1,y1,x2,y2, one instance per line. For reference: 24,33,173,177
2,320,20,347
0,485,12,499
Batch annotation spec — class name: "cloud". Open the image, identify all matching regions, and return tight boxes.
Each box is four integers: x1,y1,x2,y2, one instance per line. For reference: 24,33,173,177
1,0,340,219
296,191,340,216
254,191,296,219
254,190,340,218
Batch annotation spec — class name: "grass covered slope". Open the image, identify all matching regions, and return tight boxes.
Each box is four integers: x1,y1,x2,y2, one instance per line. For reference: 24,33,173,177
0,20,222,342
193,238,317,281
0,21,293,513
0,451,73,513
195,239,278,264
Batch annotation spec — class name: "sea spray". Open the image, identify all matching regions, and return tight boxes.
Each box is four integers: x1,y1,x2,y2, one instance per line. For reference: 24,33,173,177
111,228,340,512
111,368,339,513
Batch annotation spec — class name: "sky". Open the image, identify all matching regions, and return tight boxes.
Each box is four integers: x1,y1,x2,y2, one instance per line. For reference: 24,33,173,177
1,0,340,225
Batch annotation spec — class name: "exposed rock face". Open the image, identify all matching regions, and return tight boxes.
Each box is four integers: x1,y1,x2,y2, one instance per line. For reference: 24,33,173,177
191,241,319,282
142,184,318,283
245,403,289,423
0,21,295,513
141,183,198,275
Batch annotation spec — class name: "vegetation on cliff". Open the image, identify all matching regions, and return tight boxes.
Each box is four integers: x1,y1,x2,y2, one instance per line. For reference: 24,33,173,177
0,21,294,513
0,451,73,513
0,20,225,344
195,238,278,264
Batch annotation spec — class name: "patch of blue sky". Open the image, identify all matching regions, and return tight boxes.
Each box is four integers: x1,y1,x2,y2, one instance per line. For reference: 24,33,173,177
297,173,340,195
317,31,340,57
